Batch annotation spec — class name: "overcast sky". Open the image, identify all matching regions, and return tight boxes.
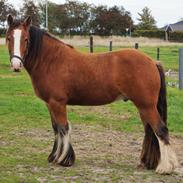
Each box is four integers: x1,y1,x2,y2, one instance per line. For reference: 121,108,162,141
7,0,183,27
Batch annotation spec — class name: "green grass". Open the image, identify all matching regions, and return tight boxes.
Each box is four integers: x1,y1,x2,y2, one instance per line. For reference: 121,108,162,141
0,45,183,182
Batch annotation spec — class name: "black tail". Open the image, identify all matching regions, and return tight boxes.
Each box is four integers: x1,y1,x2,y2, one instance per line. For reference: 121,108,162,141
156,62,167,124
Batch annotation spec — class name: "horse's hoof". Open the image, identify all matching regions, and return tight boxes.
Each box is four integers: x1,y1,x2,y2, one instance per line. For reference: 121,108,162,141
137,163,145,170
58,144,75,167
48,153,56,163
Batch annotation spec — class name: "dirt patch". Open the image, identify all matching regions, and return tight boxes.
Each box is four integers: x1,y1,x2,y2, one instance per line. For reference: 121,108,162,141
13,124,183,183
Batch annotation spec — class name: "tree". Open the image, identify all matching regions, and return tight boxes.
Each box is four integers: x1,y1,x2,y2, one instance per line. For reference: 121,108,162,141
0,0,17,27
20,0,40,26
137,7,157,30
38,0,91,35
38,1,134,36
39,1,70,33
39,1,61,32
90,5,133,36
64,0,91,35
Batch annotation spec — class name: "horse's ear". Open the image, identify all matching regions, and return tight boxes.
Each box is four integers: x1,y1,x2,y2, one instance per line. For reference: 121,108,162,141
24,16,32,27
7,14,14,27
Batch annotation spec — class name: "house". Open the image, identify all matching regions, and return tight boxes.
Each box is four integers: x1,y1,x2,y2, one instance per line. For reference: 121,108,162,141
161,20,183,40
162,20,183,32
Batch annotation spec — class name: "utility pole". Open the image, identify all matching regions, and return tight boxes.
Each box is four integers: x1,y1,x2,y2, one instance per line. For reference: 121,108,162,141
45,0,48,30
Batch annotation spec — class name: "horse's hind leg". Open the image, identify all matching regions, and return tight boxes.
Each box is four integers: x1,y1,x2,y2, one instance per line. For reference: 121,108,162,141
139,107,178,174
139,123,160,170
47,101,75,167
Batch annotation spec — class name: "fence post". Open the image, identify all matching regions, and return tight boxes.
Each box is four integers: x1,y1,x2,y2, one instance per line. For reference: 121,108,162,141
135,43,139,49
89,36,93,53
179,48,183,90
157,48,160,60
109,41,112,51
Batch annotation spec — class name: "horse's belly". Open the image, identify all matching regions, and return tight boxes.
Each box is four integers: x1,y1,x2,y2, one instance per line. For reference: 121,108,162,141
67,98,113,106
67,91,126,106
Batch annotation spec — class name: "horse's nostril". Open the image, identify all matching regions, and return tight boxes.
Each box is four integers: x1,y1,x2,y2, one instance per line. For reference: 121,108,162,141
14,69,20,72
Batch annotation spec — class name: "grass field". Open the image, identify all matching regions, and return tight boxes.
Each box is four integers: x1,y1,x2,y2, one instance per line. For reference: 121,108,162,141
0,45,183,182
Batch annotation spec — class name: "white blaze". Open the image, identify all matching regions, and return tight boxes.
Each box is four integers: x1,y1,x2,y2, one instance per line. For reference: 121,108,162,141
11,29,22,70
13,29,22,57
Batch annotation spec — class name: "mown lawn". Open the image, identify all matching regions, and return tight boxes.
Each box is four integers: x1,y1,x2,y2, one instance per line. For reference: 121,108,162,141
0,45,183,182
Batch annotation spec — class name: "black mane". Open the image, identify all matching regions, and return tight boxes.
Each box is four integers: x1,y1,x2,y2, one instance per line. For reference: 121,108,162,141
25,26,73,63
26,26,45,62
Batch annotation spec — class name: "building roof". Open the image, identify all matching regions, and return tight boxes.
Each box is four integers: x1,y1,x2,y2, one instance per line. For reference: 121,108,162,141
161,20,183,31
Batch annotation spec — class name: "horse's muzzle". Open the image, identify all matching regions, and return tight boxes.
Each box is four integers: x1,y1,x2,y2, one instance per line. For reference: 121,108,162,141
11,57,22,72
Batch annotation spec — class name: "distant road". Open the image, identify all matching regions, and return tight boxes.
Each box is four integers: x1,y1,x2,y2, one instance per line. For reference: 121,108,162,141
0,38,5,45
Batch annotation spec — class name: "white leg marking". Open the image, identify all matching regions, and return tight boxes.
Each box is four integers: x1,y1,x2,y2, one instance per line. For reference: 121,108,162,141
156,135,179,174
53,123,71,163
53,134,62,162
13,29,22,57
57,133,70,163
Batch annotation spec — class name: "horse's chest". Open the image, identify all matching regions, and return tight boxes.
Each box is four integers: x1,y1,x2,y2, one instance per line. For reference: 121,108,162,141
31,79,50,102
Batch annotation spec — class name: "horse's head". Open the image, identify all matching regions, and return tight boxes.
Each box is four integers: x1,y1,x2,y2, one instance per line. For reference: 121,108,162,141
6,15,32,72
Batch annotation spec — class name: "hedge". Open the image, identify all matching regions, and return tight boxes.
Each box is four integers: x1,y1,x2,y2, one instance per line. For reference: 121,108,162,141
169,31,183,42
132,29,183,42
0,28,6,37
132,30,165,39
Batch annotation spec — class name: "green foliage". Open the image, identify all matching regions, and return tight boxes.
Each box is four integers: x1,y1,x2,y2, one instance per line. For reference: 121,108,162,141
0,0,17,27
90,5,133,36
65,1,91,35
1,1,160,36
132,29,183,43
39,1,92,35
133,30,165,39
20,0,40,26
169,31,183,42
137,7,157,30
0,27,6,36
37,1,133,36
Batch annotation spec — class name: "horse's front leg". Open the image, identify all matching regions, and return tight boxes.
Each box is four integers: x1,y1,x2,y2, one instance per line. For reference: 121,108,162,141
47,111,58,163
47,100,75,167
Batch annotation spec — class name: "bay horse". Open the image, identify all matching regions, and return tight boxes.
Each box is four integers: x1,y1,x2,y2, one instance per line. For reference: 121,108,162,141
6,15,178,174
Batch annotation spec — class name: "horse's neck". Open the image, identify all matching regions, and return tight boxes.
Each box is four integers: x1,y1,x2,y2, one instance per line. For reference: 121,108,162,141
25,35,69,74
